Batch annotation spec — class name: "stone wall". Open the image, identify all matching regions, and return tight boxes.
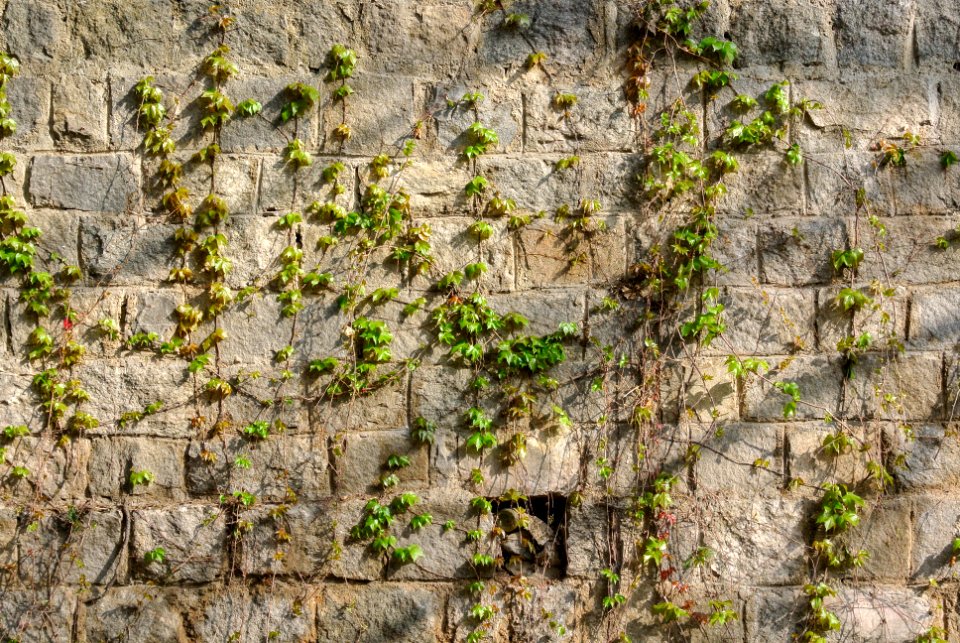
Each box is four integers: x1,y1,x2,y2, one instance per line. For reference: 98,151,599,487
0,0,959,641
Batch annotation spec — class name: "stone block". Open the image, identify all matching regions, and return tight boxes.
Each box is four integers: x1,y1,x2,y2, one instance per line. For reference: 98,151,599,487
5,76,51,149
843,496,912,581
842,352,942,420
388,490,497,581
885,423,960,491
310,373,409,434
9,287,124,359
317,582,444,643
19,508,125,586
759,217,847,286
722,286,816,354
410,216,515,292
131,504,227,583
566,502,617,578
806,152,896,215
30,154,139,213
219,75,321,153
744,587,808,642
786,421,872,488
913,495,960,581
694,423,783,495
186,434,330,502
2,0,67,72
676,357,739,422
0,507,18,579
911,288,960,349
70,0,178,70
143,153,259,216
516,216,622,289
915,0,960,66
74,356,195,438
189,587,316,642
258,155,357,213
87,436,187,500
3,436,91,503
727,0,833,69
523,84,637,153
826,587,935,641
52,74,109,151
714,152,804,216
835,0,914,68
475,0,605,76
332,430,428,495
796,77,937,153
427,80,523,156
743,355,844,421
698,495,810,585
0,588,76,643
357,0,475,77
84,586,186,643
856,216,960,284
320,73,417,155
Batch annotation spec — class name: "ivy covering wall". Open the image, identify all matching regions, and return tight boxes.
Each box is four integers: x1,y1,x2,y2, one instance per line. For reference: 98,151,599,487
1,0,960,641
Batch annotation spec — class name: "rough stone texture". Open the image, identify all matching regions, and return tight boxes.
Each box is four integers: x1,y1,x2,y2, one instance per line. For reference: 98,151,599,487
0,1,956,641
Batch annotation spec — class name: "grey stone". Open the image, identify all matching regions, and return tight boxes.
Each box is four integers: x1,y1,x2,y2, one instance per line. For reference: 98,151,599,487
332,429,428,495
4,436,91,503
855,216,960,284
835,0,914,68
0,587,76,643
190,586,316,642
87,436,187,500
827,587,934,641
842,352,942,420
885,423,960,491
728,0,833,68
131,504,227,583
320,72,417,156
186,434,330,502
19,508,125,586
743,355,844,421
910,288,960,349
722,286,816,354
759,217,847,286
694,422,783,494
30,154,140,213
52,75,109,151
317,582,443,643
84,586,186,643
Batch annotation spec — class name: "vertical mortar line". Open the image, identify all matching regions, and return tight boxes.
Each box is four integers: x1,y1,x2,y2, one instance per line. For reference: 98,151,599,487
47,82,54,143
106,74,114,150
252,156,264,218
520,91,527,153
4,291,13,355
906,6,919,71
903,293,912,345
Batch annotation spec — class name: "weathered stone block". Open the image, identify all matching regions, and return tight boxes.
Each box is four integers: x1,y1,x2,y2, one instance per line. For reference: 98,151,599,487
915,0,960,65
846,496,912,581
143,154,259,216
0,588,76,643
87,436,187,500
52,75,109,151
258,155,357,213
835,0,914,68
186,434,330,501
410,216,515,292
698,495,810,585
715,152,804,216
910,288,960,349
826,587,935,641
806,152,896,215
320,73,417,155
219,75,321,153
913,495,960,581
786,421,872,488
332,430,427,495
317,582,444,642
694,423,783,494
743,355,844,421
5,76,51,149
759,217,847,286
4,436,91,503
524,84,637,153
842,352,942,420
19,508,125,586
189,587,316,642
131,504,227,583
885,423,960,491
727,0,833,68
856,216,960,284
796,77,937,152
475,0,605,76
722,286,816,354
428,80,523,156
30,154,140,213
84,586,186,643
